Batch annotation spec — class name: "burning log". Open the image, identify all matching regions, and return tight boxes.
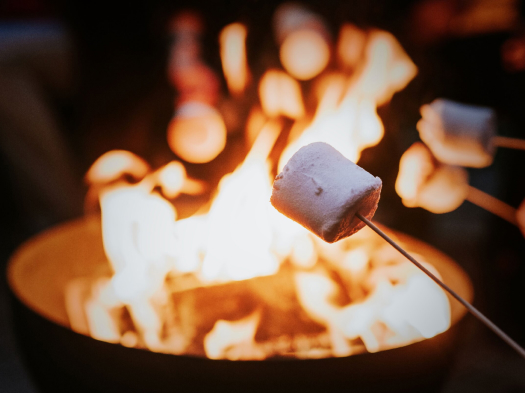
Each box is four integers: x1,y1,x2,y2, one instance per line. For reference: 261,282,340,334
396,142,520,225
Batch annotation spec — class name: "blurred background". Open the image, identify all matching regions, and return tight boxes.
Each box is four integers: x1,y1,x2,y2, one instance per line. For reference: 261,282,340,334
1,0,525,391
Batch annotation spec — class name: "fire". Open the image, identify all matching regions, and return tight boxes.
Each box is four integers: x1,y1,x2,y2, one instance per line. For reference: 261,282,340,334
219,23,250,96
280,29,330,80
156,161,206,198
337,24,366,70
67,5,453,360
259,69,305,119
201,122,281,282
273,2,330,80
85,150,149,185
167,102,227,163
278,29,415,169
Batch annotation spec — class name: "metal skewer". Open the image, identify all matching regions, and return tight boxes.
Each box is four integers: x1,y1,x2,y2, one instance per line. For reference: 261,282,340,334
494,136,525,151
356,212,525,359
465,186,518,225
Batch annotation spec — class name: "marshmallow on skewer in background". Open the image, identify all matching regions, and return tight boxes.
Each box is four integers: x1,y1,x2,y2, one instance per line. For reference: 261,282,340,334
271,142,382,243
417,99,496,168
395,142,469,214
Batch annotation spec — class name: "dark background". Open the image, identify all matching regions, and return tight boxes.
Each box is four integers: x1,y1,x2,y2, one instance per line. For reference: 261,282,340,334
1,0,525,391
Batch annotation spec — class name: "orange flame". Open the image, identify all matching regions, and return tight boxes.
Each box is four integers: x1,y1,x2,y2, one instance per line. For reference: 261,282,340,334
201,121,281,282
337,24,366,70
280,29,330,80
167,102,227,163
85,150,149,185
156,161,206,198
219,23,250,95
204,311,264,360
259,69,305,119
278,30,415,169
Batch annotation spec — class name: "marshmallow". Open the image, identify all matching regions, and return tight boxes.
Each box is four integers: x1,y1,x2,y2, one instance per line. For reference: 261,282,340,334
271,142,382,243
417,99,496,168
396,142,469,213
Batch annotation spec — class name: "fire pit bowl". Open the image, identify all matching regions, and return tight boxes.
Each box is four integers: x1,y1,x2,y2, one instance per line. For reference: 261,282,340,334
8,216,472,393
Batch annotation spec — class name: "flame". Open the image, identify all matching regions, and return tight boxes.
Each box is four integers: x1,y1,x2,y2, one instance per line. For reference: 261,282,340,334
337,24,366,70
201,121,281,282
278,30,415,169
204,311,264,360
280,29,330,80
259,69,305,119
167,102,227,163
156,161,206,198
220,23,250,95
85,150,150,185
71,12,454,361
84,278,121,343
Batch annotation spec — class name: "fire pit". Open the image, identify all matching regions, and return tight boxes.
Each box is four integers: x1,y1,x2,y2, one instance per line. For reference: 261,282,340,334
8,215,472,393
7,3,479,392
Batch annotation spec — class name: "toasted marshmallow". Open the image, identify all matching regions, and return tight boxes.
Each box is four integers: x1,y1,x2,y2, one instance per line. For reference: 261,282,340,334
271,142,382,243
396,142,469,213
417,99,496,168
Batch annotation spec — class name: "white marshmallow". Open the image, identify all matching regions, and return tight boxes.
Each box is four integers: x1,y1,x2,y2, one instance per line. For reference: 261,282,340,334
271,142,382,243
417,99,496,168
396,142,469,214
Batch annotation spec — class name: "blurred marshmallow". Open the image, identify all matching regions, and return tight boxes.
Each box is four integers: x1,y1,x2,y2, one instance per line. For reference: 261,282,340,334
396,142,469,213
417,99,496,168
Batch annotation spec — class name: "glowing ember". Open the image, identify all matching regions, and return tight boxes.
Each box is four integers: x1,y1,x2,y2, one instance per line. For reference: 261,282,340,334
167,102,227,163
219,23,250,96
204,311,263,360
156,161,206,198
66,5,453,360
259,69,305,119
280,29,330,80
337,24,366,70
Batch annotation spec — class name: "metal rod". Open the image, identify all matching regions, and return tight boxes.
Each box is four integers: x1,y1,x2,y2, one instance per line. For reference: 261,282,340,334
466,186,518,226
356,212,525,359
494,136,525,151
